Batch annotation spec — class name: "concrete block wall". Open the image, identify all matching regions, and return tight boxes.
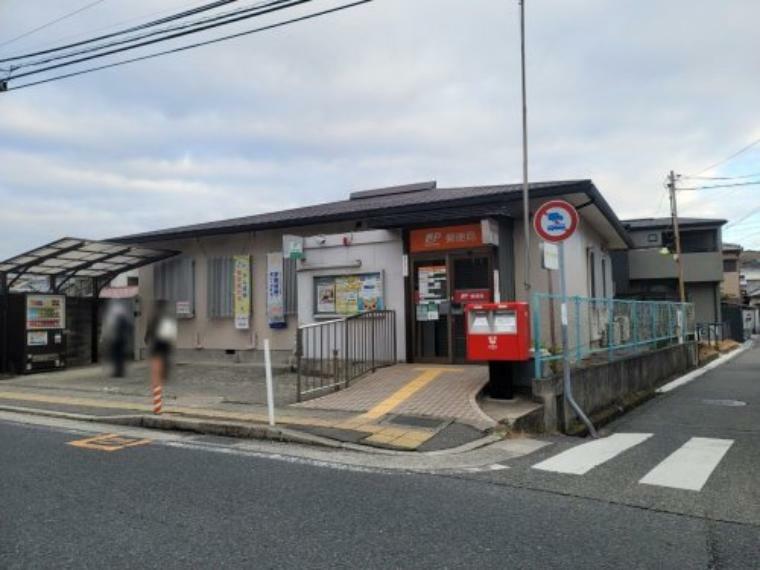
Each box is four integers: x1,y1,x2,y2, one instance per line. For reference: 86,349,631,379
534,342,698,433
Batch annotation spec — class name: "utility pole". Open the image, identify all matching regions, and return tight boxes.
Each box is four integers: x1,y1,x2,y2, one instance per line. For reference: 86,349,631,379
519,0,531,296
667,170,686,304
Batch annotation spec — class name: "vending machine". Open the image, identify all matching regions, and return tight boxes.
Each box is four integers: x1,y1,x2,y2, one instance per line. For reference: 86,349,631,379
6,293,67,374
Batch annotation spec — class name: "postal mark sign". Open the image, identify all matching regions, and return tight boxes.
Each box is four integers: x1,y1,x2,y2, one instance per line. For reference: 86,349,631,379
533,199,579,243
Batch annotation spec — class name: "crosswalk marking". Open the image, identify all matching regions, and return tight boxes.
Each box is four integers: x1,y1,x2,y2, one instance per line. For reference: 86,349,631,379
532,433,653,475
639,437,734,491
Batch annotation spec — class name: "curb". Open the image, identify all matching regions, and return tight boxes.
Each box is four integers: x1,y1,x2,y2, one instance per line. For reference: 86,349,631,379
656,339,753,394
0,404,503,456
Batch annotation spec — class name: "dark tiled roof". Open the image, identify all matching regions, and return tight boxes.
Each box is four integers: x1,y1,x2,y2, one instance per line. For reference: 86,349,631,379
623,217,727,230
722,242,742,251
114,180,599,243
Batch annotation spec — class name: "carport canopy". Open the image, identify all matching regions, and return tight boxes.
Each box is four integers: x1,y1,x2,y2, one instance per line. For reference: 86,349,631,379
0,237,177,293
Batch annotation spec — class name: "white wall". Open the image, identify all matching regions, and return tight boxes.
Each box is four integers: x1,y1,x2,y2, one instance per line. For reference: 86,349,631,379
136,222,355,356
296,229,406,361
511,200,617,353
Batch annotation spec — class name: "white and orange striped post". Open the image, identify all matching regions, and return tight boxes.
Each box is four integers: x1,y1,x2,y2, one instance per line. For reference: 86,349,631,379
152,382,163,414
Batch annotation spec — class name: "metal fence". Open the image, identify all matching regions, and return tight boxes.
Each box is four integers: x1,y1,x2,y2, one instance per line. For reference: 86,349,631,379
695,322,731,347
531,293,695,378
295,310,397,401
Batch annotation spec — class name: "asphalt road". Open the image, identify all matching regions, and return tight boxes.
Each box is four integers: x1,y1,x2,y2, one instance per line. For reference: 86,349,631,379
1,345,758,569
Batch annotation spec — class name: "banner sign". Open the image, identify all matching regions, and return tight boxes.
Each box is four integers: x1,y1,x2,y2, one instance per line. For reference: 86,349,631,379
233,255,251,330
267,252,286,328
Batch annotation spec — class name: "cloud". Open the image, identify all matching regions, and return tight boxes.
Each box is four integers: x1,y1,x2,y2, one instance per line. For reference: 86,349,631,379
1,0,759,259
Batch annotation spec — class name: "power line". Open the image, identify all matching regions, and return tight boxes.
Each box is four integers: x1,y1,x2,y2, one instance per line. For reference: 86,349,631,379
0,0,218,57
7,0,293,72
677,181,760,191
681,171,760,181
4,0,372,92
688,136,760,177
0,0,241,63
0,0,110,51
6,0,310,81
725,205,760,229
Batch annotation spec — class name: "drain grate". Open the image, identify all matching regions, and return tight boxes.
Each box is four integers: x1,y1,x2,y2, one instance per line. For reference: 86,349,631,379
384,414,448,430
701,399,747,407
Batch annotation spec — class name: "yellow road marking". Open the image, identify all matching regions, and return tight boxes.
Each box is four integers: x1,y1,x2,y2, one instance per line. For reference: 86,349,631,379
68,433,152,452
359,367,459,420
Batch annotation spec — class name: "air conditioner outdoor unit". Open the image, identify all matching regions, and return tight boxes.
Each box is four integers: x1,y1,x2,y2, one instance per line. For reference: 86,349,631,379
589,305,608,343
614,315,631,344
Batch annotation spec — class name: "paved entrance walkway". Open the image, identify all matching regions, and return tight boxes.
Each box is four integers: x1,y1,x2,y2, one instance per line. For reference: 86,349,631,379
295,364,496,430
0,363,496,451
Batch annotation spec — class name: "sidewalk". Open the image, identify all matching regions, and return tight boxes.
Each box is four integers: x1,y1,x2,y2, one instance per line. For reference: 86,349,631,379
0,362,499,452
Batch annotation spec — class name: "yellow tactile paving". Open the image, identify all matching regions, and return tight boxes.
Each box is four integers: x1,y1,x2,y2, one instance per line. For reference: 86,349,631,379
359,367,463,421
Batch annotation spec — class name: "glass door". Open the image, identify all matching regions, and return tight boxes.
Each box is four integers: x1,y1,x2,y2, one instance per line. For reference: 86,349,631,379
412,259,449,362
450,254,492,363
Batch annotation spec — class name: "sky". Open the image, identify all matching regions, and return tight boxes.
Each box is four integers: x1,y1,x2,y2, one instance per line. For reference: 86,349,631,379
1,0,759,260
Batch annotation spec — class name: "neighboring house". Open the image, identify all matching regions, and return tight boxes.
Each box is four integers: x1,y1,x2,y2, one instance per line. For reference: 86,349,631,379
113,179,631,365
100,270,139,300
741,251,760,308
611,217,726,325
721,242,743,301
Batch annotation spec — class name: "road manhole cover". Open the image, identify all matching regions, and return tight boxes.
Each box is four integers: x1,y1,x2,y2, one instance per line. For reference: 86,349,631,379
702,399,747,407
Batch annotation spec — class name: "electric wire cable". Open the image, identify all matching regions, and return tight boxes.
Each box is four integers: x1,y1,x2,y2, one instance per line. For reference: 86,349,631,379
0,0,110,50
0,0,242,63
688,137,760,177
7,0,295,72
7,0,313,81
4,0,372,92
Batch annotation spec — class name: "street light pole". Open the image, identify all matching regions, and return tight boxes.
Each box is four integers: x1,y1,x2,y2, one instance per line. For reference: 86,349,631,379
667,170,687,304
519,0,531,297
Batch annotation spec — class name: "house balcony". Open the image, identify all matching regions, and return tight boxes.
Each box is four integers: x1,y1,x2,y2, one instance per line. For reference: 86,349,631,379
628,249,723,282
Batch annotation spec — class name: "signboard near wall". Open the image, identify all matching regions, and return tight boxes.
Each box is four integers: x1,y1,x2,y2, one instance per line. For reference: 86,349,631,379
314,272,384,316
409,224,483,253
26,295,65,330
233,255,251,330
267,252,286,328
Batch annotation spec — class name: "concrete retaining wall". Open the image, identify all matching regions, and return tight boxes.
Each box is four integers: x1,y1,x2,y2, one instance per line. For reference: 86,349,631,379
533,342,698,433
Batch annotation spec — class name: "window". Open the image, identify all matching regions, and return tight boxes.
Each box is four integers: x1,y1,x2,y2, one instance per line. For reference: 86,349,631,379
126,276,139,287
283,257,298,316
154,256,195,317
207,257,235,318
723,259,738,272
588,249,597,298
602,258,608,298
647,232,659,243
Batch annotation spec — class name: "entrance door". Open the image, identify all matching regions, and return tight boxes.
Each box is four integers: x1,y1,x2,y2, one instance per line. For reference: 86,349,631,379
411,251,493,363
412,259,449,362
450,254,492,362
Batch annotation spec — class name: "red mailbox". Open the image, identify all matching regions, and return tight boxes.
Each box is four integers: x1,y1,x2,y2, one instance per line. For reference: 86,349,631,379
465,302,531,361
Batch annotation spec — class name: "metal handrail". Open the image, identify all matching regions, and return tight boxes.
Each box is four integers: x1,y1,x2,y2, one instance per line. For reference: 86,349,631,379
295,310,396,402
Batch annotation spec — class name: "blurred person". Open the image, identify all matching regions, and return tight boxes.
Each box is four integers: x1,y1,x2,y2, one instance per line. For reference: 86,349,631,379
102,300,132,378
144,300,176,388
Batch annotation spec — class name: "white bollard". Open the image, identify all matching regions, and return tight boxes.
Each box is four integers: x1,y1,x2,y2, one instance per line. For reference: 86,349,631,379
264,339,276,427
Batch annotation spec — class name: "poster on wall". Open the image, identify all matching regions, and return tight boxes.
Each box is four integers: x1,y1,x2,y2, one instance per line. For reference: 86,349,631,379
316,279,336,313
233,255,251,330
314,272,384,315
26,295,65,330
267,252,286,329
417,265,446,302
